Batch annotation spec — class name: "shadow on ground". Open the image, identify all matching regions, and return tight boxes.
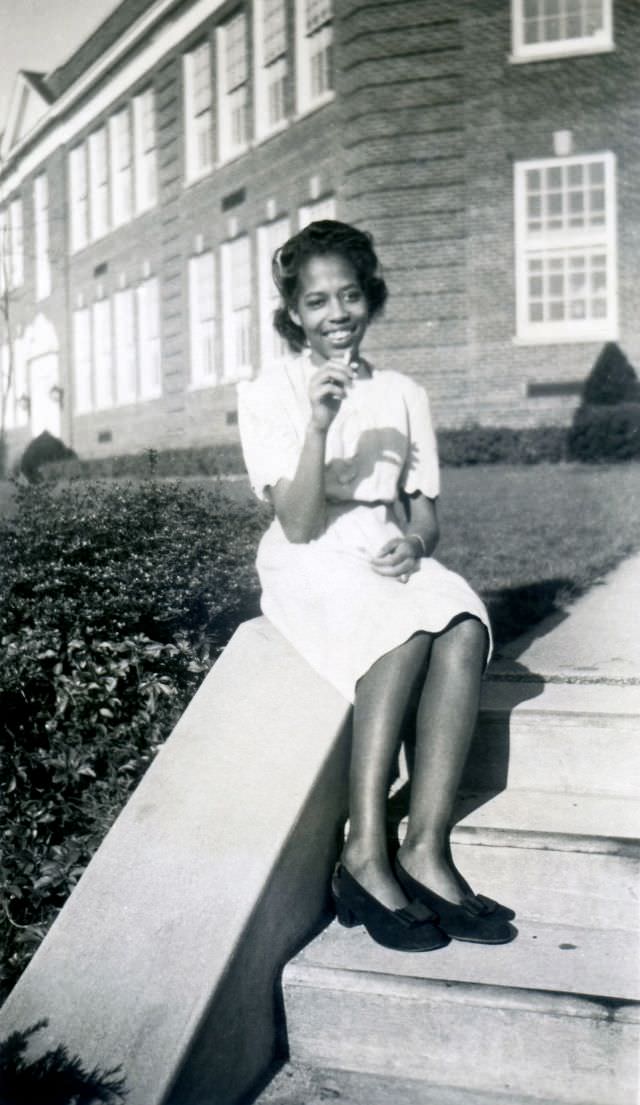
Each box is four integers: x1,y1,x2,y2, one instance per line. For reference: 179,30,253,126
485,577,579,651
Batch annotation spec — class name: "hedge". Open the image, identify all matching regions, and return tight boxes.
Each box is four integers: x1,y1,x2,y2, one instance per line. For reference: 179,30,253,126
0,479,269,1000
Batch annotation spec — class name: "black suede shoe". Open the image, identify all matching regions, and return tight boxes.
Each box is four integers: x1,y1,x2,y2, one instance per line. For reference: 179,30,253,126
332,863,450,952
394,858,518,945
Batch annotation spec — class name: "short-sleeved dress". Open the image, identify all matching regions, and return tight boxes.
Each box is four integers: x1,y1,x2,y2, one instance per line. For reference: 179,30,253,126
237,350,491,702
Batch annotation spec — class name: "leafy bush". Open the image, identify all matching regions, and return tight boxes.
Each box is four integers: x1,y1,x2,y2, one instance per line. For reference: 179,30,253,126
40,443,245,482
567,402,640,462
0,479,269,998
582,343,640,406
437,425,567,466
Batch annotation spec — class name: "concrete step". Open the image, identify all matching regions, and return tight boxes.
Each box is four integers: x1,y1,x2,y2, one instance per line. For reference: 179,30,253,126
463,680,640,797
254,1061,564,1105
440,789,638,930
282,918,640,1105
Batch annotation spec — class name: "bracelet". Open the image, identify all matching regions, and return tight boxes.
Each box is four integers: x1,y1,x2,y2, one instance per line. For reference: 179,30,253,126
406,532,426,558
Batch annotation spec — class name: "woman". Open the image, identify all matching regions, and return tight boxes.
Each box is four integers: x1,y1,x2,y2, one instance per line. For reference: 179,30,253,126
238,220,516,951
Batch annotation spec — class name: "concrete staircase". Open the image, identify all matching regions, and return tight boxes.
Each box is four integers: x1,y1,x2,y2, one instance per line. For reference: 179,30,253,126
255,677,640,1105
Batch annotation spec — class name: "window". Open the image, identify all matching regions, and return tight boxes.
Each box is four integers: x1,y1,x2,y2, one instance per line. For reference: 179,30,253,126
137,277,161,398
69,143,89,252
184,41,213,180
133,88,158,212
110,107,133,227
296,0,333,113
258,216,290,366
92,298,113,408
114,288,137,403
255,0,288,137
89,127,109,239
189,251,217,386
73,307,93,413
298,194,335,228
222,236,252,379
514,153,617,343
34,174,51,300
2,336,28,429
218,12,249,161
511,0,613,62
8,199,23,288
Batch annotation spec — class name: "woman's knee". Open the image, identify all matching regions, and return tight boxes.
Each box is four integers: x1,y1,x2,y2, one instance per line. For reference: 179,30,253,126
434,615,488,663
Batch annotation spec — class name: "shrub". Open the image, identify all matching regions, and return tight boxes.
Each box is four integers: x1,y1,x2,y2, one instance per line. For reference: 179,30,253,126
40,443,246,482
0,479,269,998
567,402,640,462
437,425,567,466
19,431,77,483
582,343,640,406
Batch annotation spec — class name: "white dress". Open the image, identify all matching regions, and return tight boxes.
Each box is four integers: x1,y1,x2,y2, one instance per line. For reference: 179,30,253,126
237,351,491,702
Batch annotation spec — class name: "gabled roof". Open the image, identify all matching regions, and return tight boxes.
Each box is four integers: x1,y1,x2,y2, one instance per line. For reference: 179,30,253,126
0,69,54,161
46,0,158,98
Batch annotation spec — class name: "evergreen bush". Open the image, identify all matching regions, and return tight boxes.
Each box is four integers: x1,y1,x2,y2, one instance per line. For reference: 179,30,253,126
567,402,640,462
19,431,77,483
0,479,269,999
581,342,640,406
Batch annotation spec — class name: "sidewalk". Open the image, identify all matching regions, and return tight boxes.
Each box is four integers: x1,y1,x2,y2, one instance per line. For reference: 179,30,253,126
490,549,640,684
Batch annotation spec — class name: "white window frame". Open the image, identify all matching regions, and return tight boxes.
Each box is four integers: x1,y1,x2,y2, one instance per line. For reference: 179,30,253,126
510,0,613,63
183,41,214,182
298,194,335,229
34,174,51,301
73,307,93,414
69,143,89,253
295,0,334,116
8,199,23,288
217,11,250,163
514,151,617,345
254,0,288,140
137,276,162,399
133,87,158,213
258,216,290,367
189,250,217,387
109,107,133,228
92,297,114,409
114,287,137,404
221,235,252,380
89,127,109,240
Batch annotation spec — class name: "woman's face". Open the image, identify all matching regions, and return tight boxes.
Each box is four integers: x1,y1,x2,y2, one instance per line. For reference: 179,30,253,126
290,252,369,363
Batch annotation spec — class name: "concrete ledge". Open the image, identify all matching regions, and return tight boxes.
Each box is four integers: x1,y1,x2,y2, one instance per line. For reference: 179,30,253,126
0,617,352,1105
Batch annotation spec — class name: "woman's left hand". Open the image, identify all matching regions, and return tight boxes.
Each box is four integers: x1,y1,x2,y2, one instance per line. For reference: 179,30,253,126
370,537,420,583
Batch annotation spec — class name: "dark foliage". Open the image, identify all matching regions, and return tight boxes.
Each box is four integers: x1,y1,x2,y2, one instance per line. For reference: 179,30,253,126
582,343,640,406
0,479,268,998
40,443,246,482
437,425,567,466
567,401,640,462
19,432,77,484
0,1020,126,1104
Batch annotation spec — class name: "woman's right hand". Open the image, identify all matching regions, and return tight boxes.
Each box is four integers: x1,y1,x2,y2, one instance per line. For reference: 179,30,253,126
308,360,352,432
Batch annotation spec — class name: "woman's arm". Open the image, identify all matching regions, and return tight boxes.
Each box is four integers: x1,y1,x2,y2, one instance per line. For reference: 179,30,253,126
405,491,440,557
371,493,439,580
270,359,352,543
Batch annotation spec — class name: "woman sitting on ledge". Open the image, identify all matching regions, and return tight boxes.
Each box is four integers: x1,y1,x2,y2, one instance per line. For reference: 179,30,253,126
238,220,516,951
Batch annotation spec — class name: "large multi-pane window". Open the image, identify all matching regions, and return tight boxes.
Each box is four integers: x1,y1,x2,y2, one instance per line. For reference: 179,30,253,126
34,174,51,300
298,194,336,229
69,143,89,252
133,88,158,212
73,307,93,413
254,0,288,138
0,338,27,429
8,199,24,288
114,288,137,403
514,153,617,342
184,41,214,180
258,216,290,367
296,0,333,112
189,251,217,386
89,128,109,239
110,107,133,227
218,11,249,161
92,298,114,408
137,277,162,398
222,236,252,379
511,0,613,61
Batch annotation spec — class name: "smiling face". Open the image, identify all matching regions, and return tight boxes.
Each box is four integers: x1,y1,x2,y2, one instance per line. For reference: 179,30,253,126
290,252,369,363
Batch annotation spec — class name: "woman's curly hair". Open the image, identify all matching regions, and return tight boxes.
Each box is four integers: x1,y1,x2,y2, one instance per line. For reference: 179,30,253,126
272,219,388,353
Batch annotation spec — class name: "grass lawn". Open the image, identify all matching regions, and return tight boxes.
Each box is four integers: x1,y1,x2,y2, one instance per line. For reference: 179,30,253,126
436,462,640,644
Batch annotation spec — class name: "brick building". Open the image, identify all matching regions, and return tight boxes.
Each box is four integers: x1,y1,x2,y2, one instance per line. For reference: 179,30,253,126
0,0,638,466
